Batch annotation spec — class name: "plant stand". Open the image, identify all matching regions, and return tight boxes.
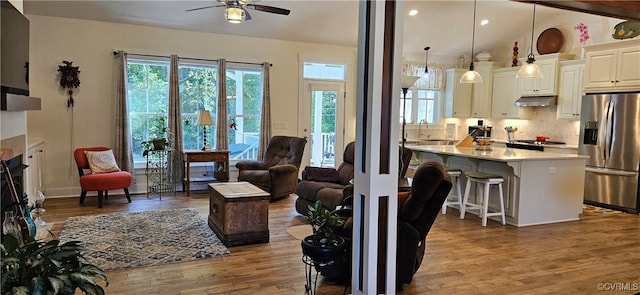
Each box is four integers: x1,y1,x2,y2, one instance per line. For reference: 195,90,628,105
302,254,320,295
145,149,175,200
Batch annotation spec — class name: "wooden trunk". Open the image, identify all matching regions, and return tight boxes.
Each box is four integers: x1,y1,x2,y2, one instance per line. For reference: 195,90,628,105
208,182,270,246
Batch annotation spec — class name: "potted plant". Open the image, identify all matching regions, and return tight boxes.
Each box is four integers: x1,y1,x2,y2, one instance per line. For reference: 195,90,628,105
214,162,227,181
301,200,349,282
1,234,108,294
149,116,168,151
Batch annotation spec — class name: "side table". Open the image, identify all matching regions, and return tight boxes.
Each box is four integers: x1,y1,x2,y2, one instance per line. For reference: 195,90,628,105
182,150,229,196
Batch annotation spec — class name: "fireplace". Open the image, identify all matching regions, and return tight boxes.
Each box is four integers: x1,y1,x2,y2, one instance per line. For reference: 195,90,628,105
1,154,27,234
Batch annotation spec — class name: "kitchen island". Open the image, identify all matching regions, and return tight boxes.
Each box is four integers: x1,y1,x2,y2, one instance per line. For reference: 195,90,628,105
408,145,589,226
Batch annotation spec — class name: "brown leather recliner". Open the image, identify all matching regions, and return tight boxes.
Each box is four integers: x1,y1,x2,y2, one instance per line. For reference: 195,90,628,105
236,136,307,200
295,142,356,216
328,161,452,291
295,143,413,216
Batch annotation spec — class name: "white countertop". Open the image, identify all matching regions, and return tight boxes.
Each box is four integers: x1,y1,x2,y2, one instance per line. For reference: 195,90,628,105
407,145,589,162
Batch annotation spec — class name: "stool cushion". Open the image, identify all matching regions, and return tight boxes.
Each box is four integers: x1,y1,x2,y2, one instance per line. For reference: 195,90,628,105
464,171,503,180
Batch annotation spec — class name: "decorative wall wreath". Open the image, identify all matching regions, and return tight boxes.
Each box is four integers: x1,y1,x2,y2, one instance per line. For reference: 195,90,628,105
57,60,80,107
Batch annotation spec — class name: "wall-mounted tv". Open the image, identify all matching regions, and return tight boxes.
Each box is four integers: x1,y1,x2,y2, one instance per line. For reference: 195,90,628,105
1,0,30,96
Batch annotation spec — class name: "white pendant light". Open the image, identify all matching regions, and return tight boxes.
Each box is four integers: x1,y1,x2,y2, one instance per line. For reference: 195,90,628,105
516,4,543,79
460,0,483,84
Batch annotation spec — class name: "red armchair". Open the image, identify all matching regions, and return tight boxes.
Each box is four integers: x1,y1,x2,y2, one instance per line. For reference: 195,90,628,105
73,147,132,208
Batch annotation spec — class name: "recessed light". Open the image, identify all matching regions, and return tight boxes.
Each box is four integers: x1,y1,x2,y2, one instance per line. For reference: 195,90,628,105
480,19,489,26
409,9,419,16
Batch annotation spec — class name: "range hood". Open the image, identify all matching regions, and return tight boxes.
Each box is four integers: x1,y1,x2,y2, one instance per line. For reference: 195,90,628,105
515,95,556,107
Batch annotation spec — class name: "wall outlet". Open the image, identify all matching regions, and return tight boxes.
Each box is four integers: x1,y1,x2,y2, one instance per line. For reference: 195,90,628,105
548,167,556,174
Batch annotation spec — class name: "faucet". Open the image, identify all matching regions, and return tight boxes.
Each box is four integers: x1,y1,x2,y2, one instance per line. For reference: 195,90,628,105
418,119,428,138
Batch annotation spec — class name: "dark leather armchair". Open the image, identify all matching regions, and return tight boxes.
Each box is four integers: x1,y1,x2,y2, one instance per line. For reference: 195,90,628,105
295,142,355,216
296,143,413,216
329,161,452,290
236,136,306,200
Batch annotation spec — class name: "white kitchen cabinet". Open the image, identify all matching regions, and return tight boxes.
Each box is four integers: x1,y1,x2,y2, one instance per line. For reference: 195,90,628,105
471,62,499,118
557,60,585,120
519,53,574,96
26,140,45,201
491,67,531,119
444,68,472,118
583,39,640,92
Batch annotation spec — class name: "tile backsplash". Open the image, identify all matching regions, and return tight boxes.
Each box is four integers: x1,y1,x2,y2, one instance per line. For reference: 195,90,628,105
439,105,581,145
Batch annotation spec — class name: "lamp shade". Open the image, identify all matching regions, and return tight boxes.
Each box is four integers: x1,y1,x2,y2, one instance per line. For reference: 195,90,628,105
401,76,420,89
516,61,544,78
225,7,244,24
460,69,483,83
196,109,214,126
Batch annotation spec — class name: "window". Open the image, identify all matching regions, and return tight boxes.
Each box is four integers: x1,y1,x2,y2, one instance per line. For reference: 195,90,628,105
226,63,263,160
126,57,265,163
178,61,218,151
127,58,169,163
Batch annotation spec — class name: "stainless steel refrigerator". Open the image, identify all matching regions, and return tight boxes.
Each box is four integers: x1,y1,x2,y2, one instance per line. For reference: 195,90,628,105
578,92,640,214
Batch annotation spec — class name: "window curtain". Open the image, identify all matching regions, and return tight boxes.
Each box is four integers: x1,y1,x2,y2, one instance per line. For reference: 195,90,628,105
258,62,271,158
216,59,228,151
168,55,183,183
114,50,134,178
402,64,445,90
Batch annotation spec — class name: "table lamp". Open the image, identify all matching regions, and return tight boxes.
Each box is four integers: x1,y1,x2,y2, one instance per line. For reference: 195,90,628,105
196,109,214,150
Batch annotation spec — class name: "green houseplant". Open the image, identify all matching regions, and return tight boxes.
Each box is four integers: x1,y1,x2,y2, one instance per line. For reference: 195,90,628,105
301,200,349,282
1,234,108,295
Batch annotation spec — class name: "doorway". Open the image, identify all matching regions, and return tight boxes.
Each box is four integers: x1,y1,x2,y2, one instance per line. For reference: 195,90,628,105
299,80,345,168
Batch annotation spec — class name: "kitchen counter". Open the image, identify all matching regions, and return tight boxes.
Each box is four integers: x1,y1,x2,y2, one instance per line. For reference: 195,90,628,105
407,145,586,161
408,145,587,227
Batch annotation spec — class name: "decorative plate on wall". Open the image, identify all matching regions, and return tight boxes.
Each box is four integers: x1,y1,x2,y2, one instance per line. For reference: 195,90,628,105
612,21,640,39
536,28,564,55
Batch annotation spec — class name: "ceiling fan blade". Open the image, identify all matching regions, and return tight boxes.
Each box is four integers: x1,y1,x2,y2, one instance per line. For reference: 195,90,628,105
185,4,226,12
243,8,253,21
246,4,290,15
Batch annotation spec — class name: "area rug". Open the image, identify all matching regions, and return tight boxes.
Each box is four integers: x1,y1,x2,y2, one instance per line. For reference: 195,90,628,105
287,224,312,240
59,208,230,271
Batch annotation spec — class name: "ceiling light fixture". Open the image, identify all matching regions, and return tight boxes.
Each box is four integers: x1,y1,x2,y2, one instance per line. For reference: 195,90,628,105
225,6,245,24
409,9,419,16
424,46,430,74
460,0,482,84
480,19,489,26
516,4,543,79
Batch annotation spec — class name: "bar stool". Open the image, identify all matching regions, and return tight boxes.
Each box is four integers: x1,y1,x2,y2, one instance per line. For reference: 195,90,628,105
441,168,463,214
460,171,506,226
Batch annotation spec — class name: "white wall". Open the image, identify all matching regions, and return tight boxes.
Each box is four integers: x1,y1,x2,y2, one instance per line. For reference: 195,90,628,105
27,15,356,197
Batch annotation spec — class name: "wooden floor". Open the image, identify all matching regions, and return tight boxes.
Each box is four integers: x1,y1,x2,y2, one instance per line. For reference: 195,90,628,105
45,190,640,295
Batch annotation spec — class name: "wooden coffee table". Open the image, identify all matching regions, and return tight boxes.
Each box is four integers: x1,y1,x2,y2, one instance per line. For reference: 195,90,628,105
208,182,270,246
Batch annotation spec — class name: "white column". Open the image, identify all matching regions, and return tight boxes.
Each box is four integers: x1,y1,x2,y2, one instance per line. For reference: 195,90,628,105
352,0,405,294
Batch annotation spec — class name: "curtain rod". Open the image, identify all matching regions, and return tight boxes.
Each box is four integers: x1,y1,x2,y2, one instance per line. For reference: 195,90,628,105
112,51,272,67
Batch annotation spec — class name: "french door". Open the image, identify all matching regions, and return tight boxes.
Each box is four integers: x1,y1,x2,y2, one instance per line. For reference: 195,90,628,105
299,80,345,169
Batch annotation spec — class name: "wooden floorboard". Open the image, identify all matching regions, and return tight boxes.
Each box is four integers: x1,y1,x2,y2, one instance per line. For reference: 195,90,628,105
43,190,640,295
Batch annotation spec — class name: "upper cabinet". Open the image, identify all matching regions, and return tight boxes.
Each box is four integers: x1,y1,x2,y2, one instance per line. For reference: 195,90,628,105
444,68,472,118
583,39,640,93
519,53,574,96
471,62,500,118
492,67,531,119
557,60,585,120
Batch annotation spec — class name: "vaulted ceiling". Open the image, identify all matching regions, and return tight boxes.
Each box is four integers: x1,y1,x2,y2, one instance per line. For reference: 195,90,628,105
23,1,633,58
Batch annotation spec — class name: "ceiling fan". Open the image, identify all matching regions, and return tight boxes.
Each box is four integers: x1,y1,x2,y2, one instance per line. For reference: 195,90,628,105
186,0,290,24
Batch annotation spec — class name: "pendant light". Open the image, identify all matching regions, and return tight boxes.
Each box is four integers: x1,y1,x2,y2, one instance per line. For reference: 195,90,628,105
516,4,543,78
460,0,483,84
424,47,430,74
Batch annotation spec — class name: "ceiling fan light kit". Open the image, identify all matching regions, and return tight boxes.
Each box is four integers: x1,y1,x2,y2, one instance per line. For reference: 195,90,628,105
225,6,244,23
187,1,290,24
516,4,543,79
460,0,482,84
